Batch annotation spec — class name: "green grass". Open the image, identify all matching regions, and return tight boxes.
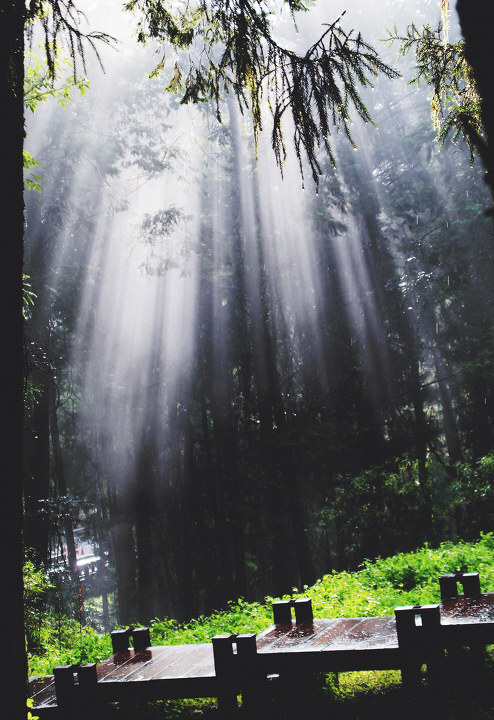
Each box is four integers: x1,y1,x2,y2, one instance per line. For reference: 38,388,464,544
28,533,494,716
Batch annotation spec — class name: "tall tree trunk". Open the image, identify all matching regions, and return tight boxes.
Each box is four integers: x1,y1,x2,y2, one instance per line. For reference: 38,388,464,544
49,380,78,571
457,0,494,205
410,359,434,541
430,343,462,465
112,504,138,625
24,368,51,566
468,379,493,459
24,194,56,568
0,1,28,717
134,444,156,623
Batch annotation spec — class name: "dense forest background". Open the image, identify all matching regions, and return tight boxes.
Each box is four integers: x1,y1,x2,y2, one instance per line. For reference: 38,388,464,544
22,0,494,630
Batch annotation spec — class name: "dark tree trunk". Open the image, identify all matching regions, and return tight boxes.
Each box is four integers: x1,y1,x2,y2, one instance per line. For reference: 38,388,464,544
468,379,493,459
134,444,156,623
113,510,138,625
24,368,51,566
430,346,463,465
49,380,78,570
108,464,138,625
410,359,434,541
24,196,56,568
457,0,494,204
0,1,28,718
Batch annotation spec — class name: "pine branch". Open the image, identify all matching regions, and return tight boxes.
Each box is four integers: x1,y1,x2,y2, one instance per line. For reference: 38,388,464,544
26,0,116,80
126,0,399,185
385,22,484,165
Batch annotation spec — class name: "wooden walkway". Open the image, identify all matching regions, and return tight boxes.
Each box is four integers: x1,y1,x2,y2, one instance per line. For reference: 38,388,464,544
29,643,218,716
29,571,494,716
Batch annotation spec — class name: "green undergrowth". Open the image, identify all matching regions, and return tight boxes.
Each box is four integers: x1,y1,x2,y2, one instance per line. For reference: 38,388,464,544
148,533,494,649
29,533,494,689
28,620,113,676
305,531,494,618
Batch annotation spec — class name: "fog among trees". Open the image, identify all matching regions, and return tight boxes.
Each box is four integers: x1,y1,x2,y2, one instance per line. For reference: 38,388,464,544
2,0,494,716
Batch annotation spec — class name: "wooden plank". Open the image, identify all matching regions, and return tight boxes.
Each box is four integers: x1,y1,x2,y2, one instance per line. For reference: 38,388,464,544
81,645,218,707
177,645,215,679
256,619,335,650
96,675,218,703
281,646,402,672
95,650,137,679
254,643,403,674
265,619,354,650
322,617,398,649
257,618,365,653
442,595,494,623
253,617,402,677
440,596,470,618
109,648,170,681
101,646,195,682
254,624,292,649
438,621,494,645
98,644,214,683
29,677,58,707
289,617,398,652
130,644,214,681
97,647,170,682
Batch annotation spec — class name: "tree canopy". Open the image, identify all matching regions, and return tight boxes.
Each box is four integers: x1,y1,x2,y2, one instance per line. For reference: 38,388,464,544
3,2,494,718
125,0,399,182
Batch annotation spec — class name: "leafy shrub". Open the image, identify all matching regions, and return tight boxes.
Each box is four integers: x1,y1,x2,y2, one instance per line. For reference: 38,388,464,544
29,534,494,676
303,533,494,618
150,598,272,646
28,616,112,676
24,556,52,653
451,453,494,536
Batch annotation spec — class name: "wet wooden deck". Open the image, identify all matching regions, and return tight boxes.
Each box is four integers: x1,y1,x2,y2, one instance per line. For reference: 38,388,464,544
29,644,218,716
256,615,400,669
29,572,494,716
29,620,402,716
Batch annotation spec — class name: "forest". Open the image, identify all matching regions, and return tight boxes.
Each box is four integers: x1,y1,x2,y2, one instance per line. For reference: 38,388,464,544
2,0,494,717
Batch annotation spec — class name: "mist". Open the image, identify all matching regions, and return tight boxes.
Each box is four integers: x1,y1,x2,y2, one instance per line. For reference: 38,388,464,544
23,0,494,627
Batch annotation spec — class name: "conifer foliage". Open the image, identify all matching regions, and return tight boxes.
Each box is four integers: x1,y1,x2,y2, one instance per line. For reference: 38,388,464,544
387,22,484,166
125,0,399,183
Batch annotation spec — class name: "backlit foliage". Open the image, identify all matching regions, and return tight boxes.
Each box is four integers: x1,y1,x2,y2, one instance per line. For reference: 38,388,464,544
25,0,114,78
125,1,399,184
386,21,484,165
27,534,494,676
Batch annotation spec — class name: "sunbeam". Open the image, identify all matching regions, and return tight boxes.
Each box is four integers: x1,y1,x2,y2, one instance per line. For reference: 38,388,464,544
23,0,494,626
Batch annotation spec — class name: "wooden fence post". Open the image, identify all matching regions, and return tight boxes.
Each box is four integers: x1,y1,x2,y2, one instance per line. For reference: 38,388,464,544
461,572,481,598
212,634,238,713
294,598,313,626
236,633,260,713
272,598,313,626
420,604,443,689
78,663,98,718
53,665,78,712
395,604,442,691
395,606,422,691
439,574,459,600
132,627,151,652
111,628,131,654
449,573,483,677
439,571,481,600
272,601,292,626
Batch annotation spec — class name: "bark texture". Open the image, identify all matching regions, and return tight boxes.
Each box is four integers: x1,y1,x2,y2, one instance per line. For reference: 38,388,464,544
457,0,494,204
0,1,28,718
